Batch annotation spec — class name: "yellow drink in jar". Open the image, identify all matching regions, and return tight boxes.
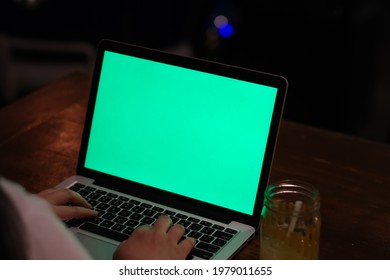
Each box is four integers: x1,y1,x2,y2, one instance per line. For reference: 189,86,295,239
260,181,321,260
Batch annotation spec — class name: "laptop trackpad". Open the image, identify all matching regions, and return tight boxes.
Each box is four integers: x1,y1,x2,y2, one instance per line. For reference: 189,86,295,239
75,232,118,260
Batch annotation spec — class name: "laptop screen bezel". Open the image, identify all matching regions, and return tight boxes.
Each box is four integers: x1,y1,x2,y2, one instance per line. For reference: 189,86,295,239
77,39,287,229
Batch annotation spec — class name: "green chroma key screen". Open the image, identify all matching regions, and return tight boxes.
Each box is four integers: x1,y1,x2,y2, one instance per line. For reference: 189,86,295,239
85,50,277,215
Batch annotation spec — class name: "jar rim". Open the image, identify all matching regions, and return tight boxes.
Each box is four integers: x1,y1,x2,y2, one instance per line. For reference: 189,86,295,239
264,179,320,213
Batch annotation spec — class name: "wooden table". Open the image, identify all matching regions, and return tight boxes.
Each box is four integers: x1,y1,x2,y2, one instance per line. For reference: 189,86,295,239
1,72,389,259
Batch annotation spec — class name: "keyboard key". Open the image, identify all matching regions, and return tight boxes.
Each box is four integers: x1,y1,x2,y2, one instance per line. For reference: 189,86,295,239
178,220,191,227
88,199,100,207
118,196,129,201
96,202,110,211
132,206,145,213
109,199,123,207
97,210,106,217
85,186,96,192
107,206,121,214
129,213,143,220
141,203,152,208
212,224,225,231
125,219,140,228
143,209,156,217
164,210,176,216
213,230,234,240
130,199,141,205
78,189,91,197
120,202,134,210
196,242,220,253
152,206,164,212
80,222,128,242
200,235,214,243
88,193,102,200
153,212,163,219
200,221,212,227
212,238,227,247
200,227,215,235
187,231,202,239
101,213,116,220
69,186,81,192
89,217,103,225
113,216,127,224
225,228,238,234
123,227,134,235
98,196,112,203
118,209,132,217
190,248,213,260
112,224,126,232
140,217,156,225
176,213,188,219
100,220,115,228
188,224,202,231
96,189,107,195
188,217,200,223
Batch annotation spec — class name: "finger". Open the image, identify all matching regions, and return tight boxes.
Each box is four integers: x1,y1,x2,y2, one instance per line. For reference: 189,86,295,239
167,223,186,243
38,188,57,196
54,205,98,220
113,240,127,260
178,237,196,256
129,224,153,240
153,215,172,233
135,224,153,232
44,189,92,208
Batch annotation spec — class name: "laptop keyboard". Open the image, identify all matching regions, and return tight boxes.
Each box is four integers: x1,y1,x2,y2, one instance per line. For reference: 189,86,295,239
65,183,238,259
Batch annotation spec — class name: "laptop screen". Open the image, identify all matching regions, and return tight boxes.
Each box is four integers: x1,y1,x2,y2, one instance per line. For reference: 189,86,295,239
84,50,278,216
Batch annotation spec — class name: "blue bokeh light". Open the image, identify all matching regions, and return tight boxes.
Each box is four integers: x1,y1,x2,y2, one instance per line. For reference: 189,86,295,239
218,23,234,38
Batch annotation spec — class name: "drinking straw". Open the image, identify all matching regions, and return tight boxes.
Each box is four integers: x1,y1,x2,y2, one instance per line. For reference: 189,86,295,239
287,200,302,237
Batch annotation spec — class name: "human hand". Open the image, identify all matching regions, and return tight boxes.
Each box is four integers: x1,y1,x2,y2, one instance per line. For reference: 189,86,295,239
113,215,196,260
38,188,98,220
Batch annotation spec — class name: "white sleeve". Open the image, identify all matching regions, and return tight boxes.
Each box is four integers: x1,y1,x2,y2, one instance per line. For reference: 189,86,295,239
0,177,92,260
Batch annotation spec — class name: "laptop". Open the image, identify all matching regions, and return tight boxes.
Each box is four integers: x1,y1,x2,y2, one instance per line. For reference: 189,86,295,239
56,39,288,260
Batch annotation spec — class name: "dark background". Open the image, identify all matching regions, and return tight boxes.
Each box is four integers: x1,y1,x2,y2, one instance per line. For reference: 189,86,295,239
1,0,389,143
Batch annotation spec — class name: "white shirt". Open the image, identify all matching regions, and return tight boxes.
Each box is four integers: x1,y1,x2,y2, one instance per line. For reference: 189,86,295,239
0,177,92,259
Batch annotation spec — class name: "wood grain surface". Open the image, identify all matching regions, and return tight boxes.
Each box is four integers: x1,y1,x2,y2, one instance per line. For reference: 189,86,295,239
1,72,389,259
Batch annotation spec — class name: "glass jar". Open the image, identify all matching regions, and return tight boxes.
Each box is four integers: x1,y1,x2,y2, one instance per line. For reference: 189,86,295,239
260,179,321,259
